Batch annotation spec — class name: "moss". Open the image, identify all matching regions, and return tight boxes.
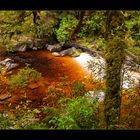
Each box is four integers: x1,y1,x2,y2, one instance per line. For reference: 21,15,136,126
104,11,126,129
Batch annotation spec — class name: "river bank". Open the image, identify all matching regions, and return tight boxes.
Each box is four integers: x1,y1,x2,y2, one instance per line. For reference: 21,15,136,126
73,52,140,89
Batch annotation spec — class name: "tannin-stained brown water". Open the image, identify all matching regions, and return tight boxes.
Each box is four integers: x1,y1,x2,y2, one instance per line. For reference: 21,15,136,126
0,50,93,113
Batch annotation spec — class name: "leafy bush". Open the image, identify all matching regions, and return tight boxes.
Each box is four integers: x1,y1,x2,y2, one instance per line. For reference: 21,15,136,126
0,115,13,129
13,100,42,129
78,13,102,38
42,106,61,128
55,15,78,44
6,44,17,53
71,81,86,96
9,64,42,88
49,96,99,129
49,114,79,129
95,37,107,52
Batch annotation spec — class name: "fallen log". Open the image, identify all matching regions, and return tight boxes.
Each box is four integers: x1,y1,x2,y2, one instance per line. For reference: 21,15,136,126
63,43,102,57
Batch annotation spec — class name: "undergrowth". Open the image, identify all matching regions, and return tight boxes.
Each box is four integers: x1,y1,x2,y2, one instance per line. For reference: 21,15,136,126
9,64,42,88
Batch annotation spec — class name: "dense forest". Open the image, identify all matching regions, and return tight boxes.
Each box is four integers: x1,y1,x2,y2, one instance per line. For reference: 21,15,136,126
0,11,140,129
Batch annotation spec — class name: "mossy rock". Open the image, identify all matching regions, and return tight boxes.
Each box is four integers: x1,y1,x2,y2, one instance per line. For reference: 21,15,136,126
72,49,82,57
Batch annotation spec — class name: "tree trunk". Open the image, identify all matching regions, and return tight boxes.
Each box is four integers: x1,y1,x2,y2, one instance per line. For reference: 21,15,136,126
104,11,126,129
71,11,92,41
32,11,40,24
70,11,85,41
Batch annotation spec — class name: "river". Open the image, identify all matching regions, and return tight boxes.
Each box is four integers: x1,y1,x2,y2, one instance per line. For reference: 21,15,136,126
0,50,92,113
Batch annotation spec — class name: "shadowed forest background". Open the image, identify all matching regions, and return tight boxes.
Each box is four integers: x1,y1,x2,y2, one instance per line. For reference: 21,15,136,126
0,11,140,129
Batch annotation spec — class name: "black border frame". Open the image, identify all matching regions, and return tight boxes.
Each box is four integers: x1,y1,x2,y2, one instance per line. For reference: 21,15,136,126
0,1,140,140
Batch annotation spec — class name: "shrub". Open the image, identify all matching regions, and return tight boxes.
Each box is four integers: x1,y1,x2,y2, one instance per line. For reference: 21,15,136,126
49,96,99,129
13,100,42,129
78,13,102,38
9,64,42,88
55,15,78,44
71,81,86,96
0,115,13,129
42,107,61,128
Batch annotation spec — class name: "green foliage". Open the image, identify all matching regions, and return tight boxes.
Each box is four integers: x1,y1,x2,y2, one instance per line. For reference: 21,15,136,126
49,96,99,129
71,81,86,96
95,37,107,52
125,18,138,30
42,106,61,128
33,15,57,40
124,11,140,47
78,12,103,38
0,11,33,46
6,44,16,53
13,100,41,129
49,114,79,129
0,115,13,129
127,47,140,65
55,15,78,43
23,122,48,129
9,64,42,88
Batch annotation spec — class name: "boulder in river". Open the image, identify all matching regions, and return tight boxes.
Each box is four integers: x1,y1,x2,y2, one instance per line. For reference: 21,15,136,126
44,44,49,50
32,44,44,51
0,58,14,66
0,58,19,71
5,62,19,71
32,47,38,50
16,44,27,52
52,52,61,57
47,44,62,52
60,47,76,56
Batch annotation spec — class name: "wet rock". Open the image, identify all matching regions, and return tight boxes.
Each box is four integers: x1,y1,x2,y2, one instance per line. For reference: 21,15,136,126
86,90,105,102
47,44,62,52
85,91,95,97
0,58,18,71
32,47,38,50
71,49,81,57
44,44,49,50
60,47,76,56
95,91,105,102
5,62,19,71
52,52,61,57
32,45,44,51
16,45,27,52
0,93,12,101
28,43,34,50
0,58,14,66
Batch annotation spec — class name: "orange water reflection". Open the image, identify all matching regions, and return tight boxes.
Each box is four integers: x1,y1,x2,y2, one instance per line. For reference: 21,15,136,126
0,50,92,112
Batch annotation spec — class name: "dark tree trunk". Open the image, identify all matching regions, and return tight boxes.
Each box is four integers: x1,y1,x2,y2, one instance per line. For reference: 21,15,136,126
70,11,85,41
71,11,92,41
104,11,126,129
32,11,40,24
